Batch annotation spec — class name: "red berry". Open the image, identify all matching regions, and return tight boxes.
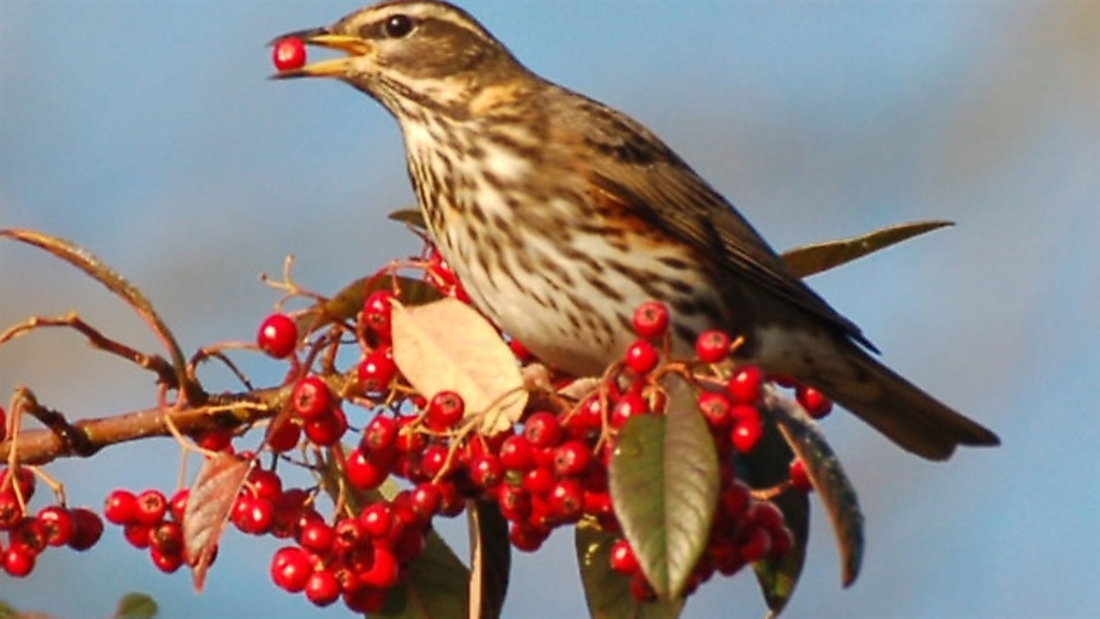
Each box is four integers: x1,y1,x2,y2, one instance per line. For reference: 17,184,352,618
298,521,336,553
135,489,167,526
508,522,549,552
697,391,733,428
0,490,23,530
553,440,593,477
103,489,138,525
150,546,183,574
630,573,656,602
748,500,785,533
359,546,400,588
304,407,347,446
419,444,450,479
363,290,395,340
770,526,795,559
609,539,639,574
437,482,465,518
731,418,764,454
292,376,333,420
306,569,341,607
37,506,74,547
410,483,442,520
359,502,393,538
427,391,465,431
549,479,584,522
469,454,503,489
624,340,660,374
728,365,763,404
610,393,648,429
695,329,731,364
497,485,532,522
168,489,189,523
151,521,184,555
124,522,152,548
257,313,298,358
272,38,307,72
632,301,670,339
234,496,275,535
358,348,398,394
197,428,234,452
2,545,35,577
345,449,389,490
524,412,562,448
522,467,555,495
720,481,751,518
344,587,387,613
1,467,35,500
9,517,48,555
267,419,301,453
271,546,312,593
363,415,399,453
248,469,284,502
796,385,833,419
67,508,103,551
395,416,427,453
739,526,771,563
499,435,535,471
789,458,813,492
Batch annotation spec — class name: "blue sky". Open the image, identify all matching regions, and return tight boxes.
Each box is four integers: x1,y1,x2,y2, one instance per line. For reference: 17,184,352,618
1,2,1097,618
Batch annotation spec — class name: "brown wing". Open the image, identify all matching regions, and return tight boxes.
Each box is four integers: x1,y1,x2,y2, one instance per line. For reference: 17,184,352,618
549,89,875,350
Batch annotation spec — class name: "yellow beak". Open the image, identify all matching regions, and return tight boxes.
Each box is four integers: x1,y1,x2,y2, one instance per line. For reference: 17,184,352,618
269,29,373,80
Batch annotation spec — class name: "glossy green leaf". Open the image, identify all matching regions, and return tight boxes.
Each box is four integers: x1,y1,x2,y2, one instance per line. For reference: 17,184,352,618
374,527,469,619
781,221,953,278
609,375,719,601
766,387,864,587
575,522,685,619
114,593,158,619
468,499,511,619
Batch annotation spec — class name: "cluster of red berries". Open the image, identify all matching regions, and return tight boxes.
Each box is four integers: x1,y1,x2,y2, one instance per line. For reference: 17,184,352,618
183,244,831,609
103,487,191,574
0,466,103,577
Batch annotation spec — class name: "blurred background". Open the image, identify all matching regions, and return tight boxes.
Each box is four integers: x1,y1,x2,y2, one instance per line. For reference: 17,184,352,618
1,1,1096,617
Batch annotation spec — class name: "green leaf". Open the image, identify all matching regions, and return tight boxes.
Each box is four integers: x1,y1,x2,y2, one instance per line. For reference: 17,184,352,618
377,527,470,619
609,374,719,601
738,410,809,615
468,499,511,619
766,387,864,587
575,522,685,619
388,208,428,230
114,593,158,619
294,275,442,337
0,601,19,619
781,221,953,278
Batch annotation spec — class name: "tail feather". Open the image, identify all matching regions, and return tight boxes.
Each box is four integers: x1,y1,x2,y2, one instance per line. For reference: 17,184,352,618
809,346,1000,461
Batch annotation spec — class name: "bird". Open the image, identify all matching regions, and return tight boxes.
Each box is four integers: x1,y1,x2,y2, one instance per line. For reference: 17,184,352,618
272,0,999,460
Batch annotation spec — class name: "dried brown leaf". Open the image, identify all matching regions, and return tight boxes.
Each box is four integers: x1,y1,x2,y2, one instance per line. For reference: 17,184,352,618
183,453,250,591
391,298,526,435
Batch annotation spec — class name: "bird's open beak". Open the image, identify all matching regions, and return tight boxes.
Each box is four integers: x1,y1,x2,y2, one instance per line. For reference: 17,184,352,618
269,28,373,80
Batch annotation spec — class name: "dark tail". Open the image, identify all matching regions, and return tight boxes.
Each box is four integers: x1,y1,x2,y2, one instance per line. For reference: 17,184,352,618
809,345,1000,461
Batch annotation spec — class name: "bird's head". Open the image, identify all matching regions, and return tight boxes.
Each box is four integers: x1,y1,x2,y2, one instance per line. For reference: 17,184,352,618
271,0,535,119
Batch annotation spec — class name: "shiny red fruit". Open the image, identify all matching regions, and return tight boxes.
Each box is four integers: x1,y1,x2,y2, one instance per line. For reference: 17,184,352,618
272,38,307,71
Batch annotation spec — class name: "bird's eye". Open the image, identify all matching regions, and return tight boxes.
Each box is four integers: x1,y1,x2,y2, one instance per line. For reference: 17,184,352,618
382,14,414,38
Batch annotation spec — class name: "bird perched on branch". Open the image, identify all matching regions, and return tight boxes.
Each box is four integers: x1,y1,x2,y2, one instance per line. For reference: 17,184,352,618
273,0,998,460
